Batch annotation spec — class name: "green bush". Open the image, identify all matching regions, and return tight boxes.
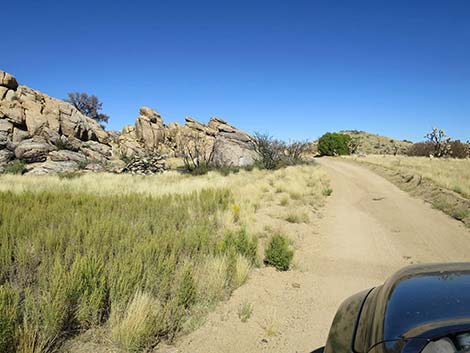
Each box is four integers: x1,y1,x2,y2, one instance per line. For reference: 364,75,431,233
317,133,351,156
3,160,26,174
264,234,293,271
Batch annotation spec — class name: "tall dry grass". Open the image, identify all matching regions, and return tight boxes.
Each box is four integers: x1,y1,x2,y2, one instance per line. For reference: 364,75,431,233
347,155,470,199
0,164,328,353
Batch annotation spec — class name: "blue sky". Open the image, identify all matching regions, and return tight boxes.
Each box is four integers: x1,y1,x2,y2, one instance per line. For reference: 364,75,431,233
3,0,469,142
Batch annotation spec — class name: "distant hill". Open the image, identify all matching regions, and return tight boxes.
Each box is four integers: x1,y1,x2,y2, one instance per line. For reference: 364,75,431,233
311,130,413,155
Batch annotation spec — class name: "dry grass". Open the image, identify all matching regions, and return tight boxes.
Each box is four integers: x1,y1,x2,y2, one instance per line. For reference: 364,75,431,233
347,155,470,199
0,164,329,352
110,292,162,352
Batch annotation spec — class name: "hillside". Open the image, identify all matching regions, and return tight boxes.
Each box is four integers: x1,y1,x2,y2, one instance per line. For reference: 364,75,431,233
339,130,412,155
311,130,412,155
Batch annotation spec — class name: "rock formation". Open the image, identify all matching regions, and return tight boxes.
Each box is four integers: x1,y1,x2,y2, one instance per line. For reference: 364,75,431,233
0,70,258,174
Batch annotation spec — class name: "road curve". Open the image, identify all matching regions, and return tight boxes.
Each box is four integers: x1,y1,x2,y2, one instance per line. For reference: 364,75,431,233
173,158,470,353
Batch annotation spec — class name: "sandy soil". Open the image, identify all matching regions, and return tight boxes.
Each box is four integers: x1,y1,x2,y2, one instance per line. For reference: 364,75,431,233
171,158,470,353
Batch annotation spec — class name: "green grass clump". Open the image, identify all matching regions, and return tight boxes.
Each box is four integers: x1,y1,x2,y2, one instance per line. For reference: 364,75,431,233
279,196,289,206
3,160,25,174
285,212,309,224
0,283,20,353
322,187,333,196
264,234,294,271
0,188,257,352
238,301,253,323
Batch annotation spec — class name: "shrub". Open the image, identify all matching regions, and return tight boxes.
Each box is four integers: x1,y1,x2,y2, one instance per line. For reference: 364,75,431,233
317,133,351,156
264,234,294,271
221,229,258,266
407,142,435,157
3,160,26,174
238,301,253,323
449,140,470,159
253,132,286,170
408,135,469,159
253,133,309,170
285,212,309,224
322,187,333,196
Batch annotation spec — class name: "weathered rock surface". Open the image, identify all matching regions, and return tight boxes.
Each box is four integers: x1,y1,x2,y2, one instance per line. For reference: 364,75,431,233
123,155,167,175
120,109,258,167
0,69,258,174
0,71,18,90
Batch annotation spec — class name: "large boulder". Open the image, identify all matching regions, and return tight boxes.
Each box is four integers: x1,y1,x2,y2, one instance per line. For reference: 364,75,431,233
0,71,18,90
25,160,79,175
49,150,87,163
0,149,14,165
14,138,56,163
211,134,258,167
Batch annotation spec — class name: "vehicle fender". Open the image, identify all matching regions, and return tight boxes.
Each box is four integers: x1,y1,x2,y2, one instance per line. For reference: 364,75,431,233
324,289,371,353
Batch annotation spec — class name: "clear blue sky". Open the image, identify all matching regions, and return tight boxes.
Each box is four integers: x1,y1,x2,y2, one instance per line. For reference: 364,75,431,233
3,0,469,142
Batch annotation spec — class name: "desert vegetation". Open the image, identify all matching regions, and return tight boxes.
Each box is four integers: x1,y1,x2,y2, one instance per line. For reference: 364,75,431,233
0,164,329,353
407,128,470,159
317,132,352,156
347,155,470,226
348,155,470,199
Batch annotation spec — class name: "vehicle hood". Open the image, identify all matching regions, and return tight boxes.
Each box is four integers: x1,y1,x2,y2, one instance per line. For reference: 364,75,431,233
354,263,470,352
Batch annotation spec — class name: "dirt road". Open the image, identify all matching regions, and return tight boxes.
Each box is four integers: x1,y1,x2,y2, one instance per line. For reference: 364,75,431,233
173,158,470,353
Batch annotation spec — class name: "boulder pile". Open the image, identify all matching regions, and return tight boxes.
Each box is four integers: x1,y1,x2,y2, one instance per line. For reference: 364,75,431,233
123,155,167,175
0,70,259,174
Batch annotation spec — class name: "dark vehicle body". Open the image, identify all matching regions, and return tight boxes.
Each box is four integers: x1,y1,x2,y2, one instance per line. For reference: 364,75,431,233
322,263,470,353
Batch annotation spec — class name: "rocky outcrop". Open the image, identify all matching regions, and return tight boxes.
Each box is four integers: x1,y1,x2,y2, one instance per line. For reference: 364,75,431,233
0,70,116,174
119,108,258,167
0,70,258,174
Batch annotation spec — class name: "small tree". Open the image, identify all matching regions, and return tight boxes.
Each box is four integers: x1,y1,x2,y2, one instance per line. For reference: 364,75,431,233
317,133,351,156
65,92,110,124
425,128,452,157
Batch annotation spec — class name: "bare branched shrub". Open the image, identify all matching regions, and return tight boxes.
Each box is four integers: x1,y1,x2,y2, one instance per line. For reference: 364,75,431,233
254,133,308,169
285,140,309,164
253,133,285,170
179,132,214,173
